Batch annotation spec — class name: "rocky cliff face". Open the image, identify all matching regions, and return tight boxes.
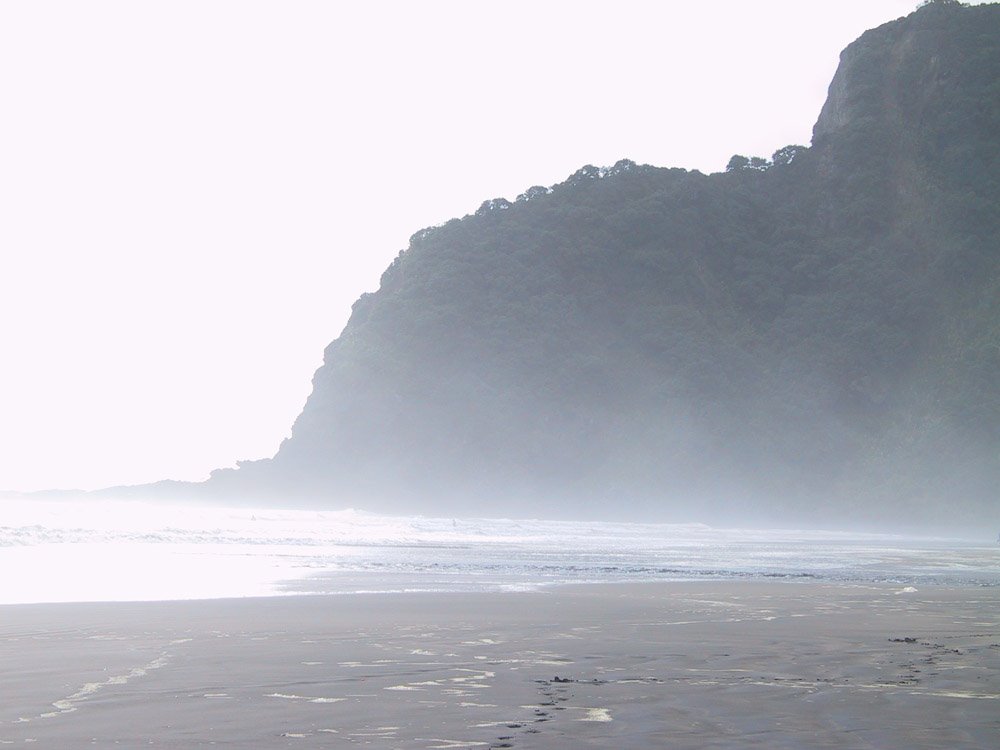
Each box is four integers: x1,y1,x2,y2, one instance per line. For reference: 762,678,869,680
205,2,1000,531
816,1,986,143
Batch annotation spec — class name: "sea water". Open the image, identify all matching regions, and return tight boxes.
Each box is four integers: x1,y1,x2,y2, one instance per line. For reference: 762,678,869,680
1,497,997,604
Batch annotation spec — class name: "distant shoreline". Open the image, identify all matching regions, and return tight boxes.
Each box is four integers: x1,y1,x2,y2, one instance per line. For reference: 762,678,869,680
1,574,997,611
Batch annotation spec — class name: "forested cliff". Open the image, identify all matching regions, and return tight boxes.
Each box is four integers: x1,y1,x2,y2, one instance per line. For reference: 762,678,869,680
204,2,999,530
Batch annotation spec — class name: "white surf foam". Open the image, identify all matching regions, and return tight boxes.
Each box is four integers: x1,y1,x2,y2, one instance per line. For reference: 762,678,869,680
1,497,997,604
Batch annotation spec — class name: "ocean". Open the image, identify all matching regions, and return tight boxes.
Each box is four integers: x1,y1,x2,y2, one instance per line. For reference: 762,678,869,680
1,498,997,605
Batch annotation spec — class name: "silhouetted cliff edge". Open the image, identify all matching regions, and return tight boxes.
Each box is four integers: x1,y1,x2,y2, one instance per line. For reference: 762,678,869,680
138,2,1000,531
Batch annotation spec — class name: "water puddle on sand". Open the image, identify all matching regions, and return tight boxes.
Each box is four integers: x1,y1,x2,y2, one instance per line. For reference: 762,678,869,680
265,693,345,703
912,690,1000,700
19,653,172,722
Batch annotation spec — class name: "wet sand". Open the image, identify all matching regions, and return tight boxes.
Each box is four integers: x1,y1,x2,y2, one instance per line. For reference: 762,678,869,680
1,582,999,748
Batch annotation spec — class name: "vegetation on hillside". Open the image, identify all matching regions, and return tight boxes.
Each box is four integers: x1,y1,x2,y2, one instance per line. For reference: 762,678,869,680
210,2,1000,530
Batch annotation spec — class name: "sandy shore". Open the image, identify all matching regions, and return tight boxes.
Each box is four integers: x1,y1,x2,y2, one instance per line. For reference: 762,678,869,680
1,582,998,748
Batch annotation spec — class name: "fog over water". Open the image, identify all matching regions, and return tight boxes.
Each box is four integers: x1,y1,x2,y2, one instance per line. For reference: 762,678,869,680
3,498,997,605
0,0,926,494
2,3,997,605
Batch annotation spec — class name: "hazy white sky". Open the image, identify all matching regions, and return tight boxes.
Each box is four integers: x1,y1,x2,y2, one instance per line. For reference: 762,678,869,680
1,1,930,492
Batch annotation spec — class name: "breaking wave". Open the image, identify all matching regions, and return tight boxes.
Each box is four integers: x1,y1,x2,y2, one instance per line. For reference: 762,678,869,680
1,498,997,604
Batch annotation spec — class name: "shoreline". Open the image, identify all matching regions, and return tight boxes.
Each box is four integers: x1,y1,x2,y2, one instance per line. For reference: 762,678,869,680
2,571,997,612
2,573,997,610
4,501,997,605
2,580,999,748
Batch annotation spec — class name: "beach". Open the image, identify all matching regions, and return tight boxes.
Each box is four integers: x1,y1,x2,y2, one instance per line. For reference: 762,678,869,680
2,581,998,748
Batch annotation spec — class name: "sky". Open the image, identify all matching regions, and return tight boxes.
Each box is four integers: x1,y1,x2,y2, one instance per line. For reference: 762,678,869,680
0,0,936,492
